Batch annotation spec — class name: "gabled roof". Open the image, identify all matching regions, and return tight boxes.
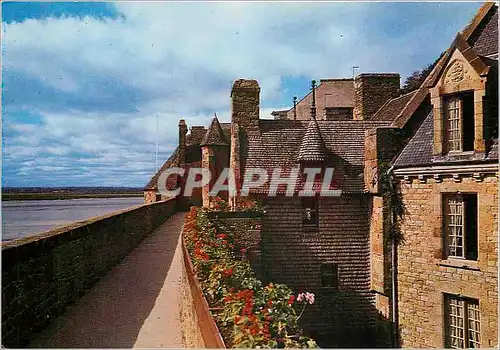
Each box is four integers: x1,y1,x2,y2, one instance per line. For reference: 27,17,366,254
471,6,498,57
462,2,497,43
391,3,498,129
298,118,327,162
201,116,229,146
144,148,179,190
371,91,417,122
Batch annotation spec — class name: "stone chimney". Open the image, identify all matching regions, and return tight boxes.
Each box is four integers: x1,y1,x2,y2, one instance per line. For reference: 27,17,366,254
231,79,260,133
178,119,188,167
353,73,400,120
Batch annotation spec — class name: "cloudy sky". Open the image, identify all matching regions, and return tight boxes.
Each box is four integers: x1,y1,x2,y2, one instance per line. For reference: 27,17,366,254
2,1,480,187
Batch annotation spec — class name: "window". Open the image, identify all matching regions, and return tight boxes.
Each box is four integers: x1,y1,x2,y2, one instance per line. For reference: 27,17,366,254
302,197,318,228
445,295,480,348
444,92,474,153
443,193,478,260
321,263,338,289
155,194,162,201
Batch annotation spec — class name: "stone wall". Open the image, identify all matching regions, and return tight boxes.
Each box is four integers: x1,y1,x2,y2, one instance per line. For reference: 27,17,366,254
354,73,400,120
230,79,260,134
180,245,205,348
180,234,226,348
1,199,177,347
396,174,498,348
260,195,378,347
144,189,157,204
364,127,406,194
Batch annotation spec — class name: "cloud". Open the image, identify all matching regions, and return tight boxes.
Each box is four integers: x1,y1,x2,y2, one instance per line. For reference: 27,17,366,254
1,2,480,187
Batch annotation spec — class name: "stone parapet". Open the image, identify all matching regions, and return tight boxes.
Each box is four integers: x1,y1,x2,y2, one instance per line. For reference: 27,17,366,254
2,198,178,347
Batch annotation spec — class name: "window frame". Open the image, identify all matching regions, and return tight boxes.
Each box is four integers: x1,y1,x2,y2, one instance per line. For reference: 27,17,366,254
443,91,475,154
445,294,481,348
445,95,463,152
302,196,319,230
442,193,478,261
320,263,339,289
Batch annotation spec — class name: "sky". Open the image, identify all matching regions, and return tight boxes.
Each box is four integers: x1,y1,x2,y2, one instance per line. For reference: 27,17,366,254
2,1,481,188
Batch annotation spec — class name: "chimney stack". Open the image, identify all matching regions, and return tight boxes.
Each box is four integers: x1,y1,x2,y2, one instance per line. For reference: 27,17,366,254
178,119,188,167
353,73,400,120
231,79,260,133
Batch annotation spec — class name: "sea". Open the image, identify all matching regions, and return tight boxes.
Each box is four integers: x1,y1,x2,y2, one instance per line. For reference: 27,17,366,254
2,197,144,241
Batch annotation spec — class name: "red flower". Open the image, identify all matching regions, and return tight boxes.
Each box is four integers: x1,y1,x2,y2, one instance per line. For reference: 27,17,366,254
240,247,247,253
217,233,227,239
222,268,233,277
288,295,295,305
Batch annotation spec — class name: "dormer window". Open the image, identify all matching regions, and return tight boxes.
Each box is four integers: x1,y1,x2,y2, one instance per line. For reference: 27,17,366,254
444,92,475,153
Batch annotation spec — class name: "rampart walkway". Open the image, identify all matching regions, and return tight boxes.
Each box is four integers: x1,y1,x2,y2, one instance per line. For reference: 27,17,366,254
29,212,186,348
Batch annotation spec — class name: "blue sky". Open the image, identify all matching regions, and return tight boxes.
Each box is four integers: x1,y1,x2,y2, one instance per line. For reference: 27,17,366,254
2,1,481,187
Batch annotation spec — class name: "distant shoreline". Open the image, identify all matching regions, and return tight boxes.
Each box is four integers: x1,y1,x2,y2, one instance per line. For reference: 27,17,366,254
2,187,144,201
2,193,144,201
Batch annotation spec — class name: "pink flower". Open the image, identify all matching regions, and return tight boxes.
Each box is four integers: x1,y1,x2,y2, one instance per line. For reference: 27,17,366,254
297,292,315,304
305,292,315,305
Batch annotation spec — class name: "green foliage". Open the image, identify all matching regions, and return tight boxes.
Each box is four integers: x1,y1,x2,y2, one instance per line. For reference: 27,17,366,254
183,207,317,348
401,51,445,94
379,164,406,246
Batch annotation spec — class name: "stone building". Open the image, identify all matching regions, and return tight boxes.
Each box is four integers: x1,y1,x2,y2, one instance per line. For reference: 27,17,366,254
366,2,498,348
145,74,405,346
271,74,400,122
144,2,498,347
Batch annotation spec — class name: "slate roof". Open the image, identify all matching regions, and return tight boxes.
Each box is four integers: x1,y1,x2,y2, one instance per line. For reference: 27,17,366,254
201,117,229,146
469,4,498,57
244,119,391,193
298,118,327,162
471,9,498,57
393,111,434,168
371,91,418,122
393,110,499,169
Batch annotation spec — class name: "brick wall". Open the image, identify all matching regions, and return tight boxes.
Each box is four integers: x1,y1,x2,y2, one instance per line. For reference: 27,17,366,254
260,195,378,347
396,174,498,348
1,199,177,347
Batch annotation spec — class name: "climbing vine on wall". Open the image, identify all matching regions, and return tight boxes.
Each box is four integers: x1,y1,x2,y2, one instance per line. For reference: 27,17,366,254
379,163,406,246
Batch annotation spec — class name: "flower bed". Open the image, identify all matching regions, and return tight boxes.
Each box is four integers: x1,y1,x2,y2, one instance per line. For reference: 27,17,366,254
183,207,317,348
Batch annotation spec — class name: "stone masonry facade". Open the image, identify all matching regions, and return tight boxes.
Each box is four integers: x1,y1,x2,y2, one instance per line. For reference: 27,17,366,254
396,175,498,348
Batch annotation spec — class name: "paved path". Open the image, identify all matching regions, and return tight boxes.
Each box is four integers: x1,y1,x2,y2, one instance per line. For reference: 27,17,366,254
29,212,186,348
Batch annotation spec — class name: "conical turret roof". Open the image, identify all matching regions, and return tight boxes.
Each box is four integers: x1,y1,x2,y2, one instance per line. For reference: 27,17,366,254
201,115,229,146
298,117,327,162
